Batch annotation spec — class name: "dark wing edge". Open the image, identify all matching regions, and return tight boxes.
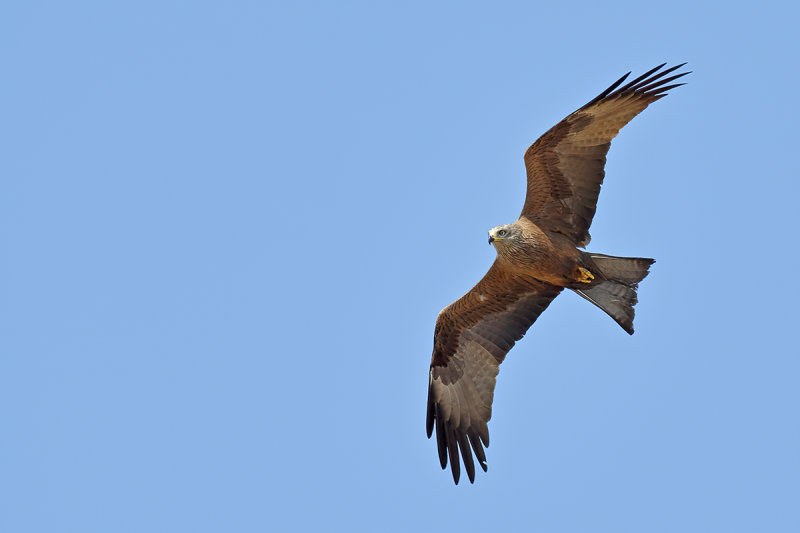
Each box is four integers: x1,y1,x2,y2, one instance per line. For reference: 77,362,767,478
426,263,563,484
521,63,690,247
580,62,690,111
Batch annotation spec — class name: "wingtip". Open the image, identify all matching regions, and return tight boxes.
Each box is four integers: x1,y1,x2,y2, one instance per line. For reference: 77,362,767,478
451,465,460,485
426,411,433,438
438,449,447,470
594,62,692,103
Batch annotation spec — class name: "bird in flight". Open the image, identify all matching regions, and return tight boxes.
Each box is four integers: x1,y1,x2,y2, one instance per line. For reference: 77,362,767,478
426,63,689,484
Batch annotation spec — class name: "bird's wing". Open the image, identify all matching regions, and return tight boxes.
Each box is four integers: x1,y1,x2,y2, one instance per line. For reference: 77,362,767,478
426,261,563,484
521,63,689,247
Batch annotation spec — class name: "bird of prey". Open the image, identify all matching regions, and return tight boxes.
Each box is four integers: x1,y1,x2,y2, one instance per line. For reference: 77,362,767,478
426,63,689,484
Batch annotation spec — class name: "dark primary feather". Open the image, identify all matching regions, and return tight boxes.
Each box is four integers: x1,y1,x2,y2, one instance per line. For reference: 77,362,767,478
521,63,690,247
426,263,562,483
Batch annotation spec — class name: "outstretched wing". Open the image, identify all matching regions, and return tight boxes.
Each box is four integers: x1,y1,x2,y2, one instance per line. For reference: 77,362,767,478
426,262,563,484
521,63,690,247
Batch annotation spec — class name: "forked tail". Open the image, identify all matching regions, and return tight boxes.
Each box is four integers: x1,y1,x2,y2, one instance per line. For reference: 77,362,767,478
573,254,655,335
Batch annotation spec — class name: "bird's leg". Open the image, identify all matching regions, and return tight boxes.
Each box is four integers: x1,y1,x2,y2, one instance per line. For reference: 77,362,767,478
576,267,595,284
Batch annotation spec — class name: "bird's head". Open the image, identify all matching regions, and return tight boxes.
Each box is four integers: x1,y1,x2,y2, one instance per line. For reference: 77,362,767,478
488,223,522,249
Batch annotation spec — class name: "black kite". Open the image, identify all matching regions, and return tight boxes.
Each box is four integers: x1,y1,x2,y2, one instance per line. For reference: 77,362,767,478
426,64,689,484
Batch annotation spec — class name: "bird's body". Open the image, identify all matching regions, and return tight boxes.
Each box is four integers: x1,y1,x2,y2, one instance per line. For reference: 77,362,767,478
490,218,588,286
426,63,689,484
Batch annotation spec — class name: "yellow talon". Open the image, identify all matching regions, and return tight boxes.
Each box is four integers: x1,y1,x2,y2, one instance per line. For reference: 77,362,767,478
577,267,595,284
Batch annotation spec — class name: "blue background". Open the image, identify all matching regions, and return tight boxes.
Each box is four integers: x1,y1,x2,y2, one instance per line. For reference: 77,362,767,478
2,2,798,532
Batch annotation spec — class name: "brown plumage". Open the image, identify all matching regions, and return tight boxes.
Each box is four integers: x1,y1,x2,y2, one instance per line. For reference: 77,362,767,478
426,63,689,484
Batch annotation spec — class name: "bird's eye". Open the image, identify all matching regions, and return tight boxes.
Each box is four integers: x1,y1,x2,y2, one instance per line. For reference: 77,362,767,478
498,229,507,236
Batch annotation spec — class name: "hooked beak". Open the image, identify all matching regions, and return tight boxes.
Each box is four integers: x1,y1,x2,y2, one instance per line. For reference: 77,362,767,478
488,235,495,244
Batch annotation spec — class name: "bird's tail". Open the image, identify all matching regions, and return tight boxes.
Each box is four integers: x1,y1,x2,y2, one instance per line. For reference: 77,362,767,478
572,254,655,335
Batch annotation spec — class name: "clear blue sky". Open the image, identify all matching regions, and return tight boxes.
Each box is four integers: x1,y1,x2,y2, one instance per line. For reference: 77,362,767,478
2,2,798,532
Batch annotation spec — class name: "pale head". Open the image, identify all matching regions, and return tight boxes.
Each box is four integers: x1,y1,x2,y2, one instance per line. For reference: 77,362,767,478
488,223,523,248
